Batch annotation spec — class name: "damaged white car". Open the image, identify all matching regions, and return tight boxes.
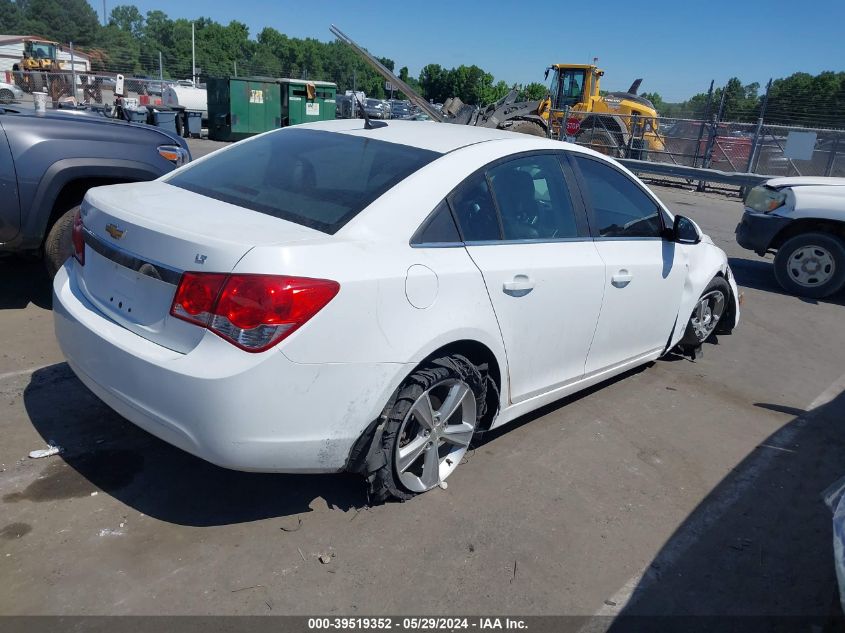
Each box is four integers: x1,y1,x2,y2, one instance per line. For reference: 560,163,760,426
53,120,740,501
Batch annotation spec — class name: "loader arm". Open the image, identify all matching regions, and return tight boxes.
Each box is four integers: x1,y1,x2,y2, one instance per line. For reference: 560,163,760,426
329,24,445,122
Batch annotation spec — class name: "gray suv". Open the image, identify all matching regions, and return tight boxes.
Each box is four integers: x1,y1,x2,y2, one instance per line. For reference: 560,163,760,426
0,105,190,275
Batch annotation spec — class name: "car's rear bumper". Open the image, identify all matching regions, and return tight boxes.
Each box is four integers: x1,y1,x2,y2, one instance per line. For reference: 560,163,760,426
53,262,408,473
735,210,792,256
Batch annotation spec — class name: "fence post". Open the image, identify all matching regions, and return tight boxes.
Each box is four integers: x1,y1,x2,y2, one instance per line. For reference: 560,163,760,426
746,78,771,173
824,133,841,177
697,84,725,191
692,80,714,168
70,41,77,103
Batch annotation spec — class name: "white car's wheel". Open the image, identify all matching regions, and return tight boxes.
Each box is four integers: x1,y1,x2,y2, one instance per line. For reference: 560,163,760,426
371,355,486,502
681,276,730,345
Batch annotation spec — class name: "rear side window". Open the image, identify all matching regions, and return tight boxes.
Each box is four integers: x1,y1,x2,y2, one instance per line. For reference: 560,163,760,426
449,173,501,242
167,128,440,234
411,200,461,245
573,156,662,238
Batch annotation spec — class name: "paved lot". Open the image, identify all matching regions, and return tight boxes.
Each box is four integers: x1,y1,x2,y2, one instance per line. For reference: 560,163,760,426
1,166,844,618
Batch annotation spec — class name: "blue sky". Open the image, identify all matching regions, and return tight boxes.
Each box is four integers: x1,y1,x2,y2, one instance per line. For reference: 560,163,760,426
89,0,845,102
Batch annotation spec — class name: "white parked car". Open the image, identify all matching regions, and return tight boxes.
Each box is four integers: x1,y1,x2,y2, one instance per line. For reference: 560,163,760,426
0,81,24,104
736,177,845,298
53,120,740,501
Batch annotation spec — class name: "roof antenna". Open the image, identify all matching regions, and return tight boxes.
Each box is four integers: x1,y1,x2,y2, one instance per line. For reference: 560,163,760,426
356,96,386,129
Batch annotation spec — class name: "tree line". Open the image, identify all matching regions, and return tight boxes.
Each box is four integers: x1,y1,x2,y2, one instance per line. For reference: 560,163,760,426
644,72,845,129
1,0,842,126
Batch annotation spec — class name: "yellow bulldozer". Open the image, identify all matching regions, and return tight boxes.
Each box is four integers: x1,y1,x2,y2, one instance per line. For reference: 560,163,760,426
538,63,665,158
330,25,664,159
12,39,70,102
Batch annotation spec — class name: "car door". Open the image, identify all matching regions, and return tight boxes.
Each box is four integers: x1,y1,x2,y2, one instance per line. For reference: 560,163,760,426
570,154,687,374
452,153,605,404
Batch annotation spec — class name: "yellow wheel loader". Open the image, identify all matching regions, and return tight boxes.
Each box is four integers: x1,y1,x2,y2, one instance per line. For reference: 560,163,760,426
12,39,70,102
330,25,664,158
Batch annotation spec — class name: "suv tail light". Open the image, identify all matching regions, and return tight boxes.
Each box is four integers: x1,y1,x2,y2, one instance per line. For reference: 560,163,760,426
170,273,340,352
72,209,85,265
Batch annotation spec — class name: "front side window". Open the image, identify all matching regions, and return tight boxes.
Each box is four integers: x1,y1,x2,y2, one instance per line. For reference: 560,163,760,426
488,155,579,241
573,156,662,238
449,173,500,242
167,128,440,234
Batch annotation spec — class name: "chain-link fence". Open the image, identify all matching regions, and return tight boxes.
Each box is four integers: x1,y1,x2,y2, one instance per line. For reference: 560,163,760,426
549,109,845,178
4,70,175,107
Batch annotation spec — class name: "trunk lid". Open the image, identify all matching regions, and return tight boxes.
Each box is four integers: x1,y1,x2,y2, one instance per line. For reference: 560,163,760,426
78,181,327,353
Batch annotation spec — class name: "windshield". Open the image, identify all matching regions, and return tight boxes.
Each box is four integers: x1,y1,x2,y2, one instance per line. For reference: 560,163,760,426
167,128,441,234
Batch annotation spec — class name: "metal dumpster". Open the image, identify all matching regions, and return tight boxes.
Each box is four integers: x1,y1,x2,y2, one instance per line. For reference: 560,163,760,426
278,79,337,126
207,77,281,141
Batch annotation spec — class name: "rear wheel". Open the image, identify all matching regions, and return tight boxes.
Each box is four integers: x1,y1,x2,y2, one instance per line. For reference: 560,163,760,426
0,89,13,104
370,355,486,502
508,120,547,137
44,206,79,279
576,127,622,157
774,232,845,299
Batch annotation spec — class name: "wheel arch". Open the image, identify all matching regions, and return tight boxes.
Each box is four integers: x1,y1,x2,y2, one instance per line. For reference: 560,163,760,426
24,159,162,251
344,337,506,476
769,218,845,251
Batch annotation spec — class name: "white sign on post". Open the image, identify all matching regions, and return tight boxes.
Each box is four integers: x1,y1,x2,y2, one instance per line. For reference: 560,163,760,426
784,131,817,161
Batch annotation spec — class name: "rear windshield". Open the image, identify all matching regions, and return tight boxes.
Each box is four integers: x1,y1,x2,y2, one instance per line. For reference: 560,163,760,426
167,128,440,234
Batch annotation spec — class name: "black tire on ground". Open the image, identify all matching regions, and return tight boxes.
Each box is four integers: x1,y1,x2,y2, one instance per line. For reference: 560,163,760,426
370,355,487,503
508,120,547,137
0,89,13,104
576,127,623,157
679,276,732,346
773,232,845,299
44,205,79,279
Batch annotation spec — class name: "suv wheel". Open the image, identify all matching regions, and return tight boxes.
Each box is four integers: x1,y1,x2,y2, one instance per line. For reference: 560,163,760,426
44,206,79,278
774,232,845,299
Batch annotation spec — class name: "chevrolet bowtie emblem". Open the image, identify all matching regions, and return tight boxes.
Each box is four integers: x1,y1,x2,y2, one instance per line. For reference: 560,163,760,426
105,223,125,240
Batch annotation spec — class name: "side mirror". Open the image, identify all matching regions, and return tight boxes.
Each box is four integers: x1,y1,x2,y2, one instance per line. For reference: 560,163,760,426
670,214,701,244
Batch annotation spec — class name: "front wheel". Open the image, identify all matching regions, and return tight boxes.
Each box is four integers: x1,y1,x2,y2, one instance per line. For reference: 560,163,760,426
0,89,13,104
680,276,731,345
773,232,845,299
370,355,486,502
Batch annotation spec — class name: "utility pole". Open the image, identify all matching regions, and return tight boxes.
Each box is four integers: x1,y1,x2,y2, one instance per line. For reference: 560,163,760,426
102,0,106,25
233,60,237,77
159,51,163,84
191,22,196,84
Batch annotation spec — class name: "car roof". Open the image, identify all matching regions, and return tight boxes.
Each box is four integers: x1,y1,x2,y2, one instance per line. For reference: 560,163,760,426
298,119,529,154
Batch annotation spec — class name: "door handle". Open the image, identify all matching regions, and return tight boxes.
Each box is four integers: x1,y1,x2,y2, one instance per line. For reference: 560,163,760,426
503,275,534,296
611,269,633,287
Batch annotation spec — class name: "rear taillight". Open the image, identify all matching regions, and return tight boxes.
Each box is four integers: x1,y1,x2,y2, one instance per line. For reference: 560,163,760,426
72,209,85,265
170,273,339,352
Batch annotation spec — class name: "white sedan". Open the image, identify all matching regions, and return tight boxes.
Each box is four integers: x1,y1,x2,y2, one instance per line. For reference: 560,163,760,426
53,120,740,501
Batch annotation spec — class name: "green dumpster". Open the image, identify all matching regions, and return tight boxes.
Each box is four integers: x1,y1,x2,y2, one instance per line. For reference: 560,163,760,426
207,77,337,141
278,79,337,126
207,77,281,141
